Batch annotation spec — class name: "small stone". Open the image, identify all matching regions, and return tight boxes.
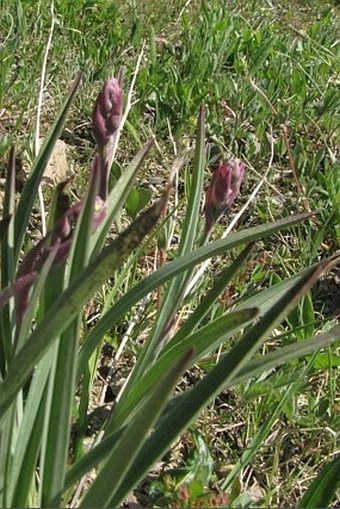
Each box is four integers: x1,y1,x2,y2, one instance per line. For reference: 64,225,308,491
40,138,70,184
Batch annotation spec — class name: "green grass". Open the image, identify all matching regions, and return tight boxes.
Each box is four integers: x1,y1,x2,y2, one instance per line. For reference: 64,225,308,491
1,0,339,506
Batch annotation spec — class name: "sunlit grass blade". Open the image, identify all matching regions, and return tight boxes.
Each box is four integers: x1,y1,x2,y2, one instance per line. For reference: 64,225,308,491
130,104,205,380
160,324,340,426
109,254,340,502
0,194,168,421
14,74,82,263
235,265,311,316
106,308,258,433
222,359,314,491
79,349,194,508
166,243,255,347
229,325,340,386
77,212,315,372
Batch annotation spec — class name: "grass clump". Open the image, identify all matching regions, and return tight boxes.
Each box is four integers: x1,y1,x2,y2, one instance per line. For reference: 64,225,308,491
0,0,339,507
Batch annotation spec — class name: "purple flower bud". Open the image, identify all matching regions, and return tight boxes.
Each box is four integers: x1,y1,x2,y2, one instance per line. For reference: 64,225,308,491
0,273,37,312
204,159,245,231
92,78,123,149
13,188,107,324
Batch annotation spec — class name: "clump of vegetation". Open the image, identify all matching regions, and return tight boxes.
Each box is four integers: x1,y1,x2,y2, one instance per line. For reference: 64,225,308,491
0,1,339,507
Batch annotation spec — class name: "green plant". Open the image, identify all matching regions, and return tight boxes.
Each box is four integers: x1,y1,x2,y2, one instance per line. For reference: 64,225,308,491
0,66,339,509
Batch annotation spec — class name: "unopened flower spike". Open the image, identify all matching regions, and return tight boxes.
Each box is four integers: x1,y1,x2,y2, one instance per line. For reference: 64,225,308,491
92,78,123,200
204,158,245,232
92,78,123,150
12,78,122,324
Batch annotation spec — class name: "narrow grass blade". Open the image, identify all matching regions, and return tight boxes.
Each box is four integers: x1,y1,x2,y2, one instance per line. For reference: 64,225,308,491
230,325,340,386
109,255,340,501
78,212,315,372
68,159,101,280
0,404,16,506
0,195,167,420
1,146,16,285
76,206,178,380
175,104,205,254
131,104,205,379
14,74,81,263
222,365,312,491
41,319,80,507
298,455,340,508
60,324,340,498
159,324,340,429
80,349,194,508
167,243,255,347
107,308,258,432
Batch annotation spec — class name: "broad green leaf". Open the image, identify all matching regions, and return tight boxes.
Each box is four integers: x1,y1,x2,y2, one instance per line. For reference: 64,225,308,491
307,351,340,369
180,432,214,486
125,187,152,219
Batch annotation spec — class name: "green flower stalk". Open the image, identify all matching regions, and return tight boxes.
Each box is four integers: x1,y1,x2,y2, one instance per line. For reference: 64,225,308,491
204,159,245,232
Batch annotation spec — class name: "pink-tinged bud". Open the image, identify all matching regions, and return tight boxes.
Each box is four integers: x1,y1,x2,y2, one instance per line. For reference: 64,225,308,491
0,273,37,312
204,159,245,231
92,78,123,148
13,190,107,323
